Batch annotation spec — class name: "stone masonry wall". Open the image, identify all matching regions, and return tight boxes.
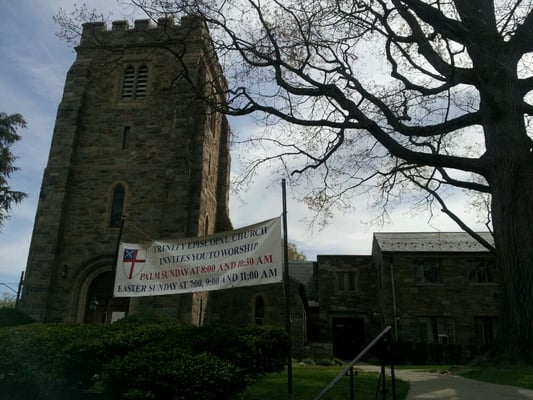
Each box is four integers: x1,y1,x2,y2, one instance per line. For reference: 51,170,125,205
317,255,381,344
378,251,499,348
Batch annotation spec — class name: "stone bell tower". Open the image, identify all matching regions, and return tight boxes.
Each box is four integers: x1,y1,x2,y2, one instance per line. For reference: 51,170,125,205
19,16,232,323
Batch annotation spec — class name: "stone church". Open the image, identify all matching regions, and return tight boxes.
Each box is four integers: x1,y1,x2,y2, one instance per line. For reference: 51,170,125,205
19,16,498,361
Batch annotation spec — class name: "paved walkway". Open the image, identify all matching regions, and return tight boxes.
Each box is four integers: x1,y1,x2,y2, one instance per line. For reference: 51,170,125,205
355,363,533,400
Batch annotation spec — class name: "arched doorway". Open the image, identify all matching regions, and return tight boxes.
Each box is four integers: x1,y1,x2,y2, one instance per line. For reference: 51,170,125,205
84,271,130,323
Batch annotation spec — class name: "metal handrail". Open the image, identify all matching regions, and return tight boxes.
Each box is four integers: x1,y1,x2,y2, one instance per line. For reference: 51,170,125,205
313,325,393,400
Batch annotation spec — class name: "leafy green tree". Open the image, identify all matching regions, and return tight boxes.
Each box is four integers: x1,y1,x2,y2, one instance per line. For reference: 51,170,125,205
0,112,26,228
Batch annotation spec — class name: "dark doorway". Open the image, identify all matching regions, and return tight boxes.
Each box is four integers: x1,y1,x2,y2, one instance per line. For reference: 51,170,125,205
332,317,365,360
84,271,130,323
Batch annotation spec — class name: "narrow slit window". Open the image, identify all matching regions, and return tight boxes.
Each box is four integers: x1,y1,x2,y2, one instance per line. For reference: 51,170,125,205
122,126,131,150
109,184,125,228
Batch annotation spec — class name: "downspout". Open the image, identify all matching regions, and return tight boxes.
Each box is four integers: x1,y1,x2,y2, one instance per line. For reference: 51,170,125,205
389,256,399,341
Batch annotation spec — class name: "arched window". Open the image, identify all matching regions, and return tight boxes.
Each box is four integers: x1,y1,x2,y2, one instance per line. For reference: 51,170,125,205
121,65,149,99
109,184,125,228
255,296,265,325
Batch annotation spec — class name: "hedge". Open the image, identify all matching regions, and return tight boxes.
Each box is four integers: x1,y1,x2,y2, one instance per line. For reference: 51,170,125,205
0,315,288,400
0,308,34,327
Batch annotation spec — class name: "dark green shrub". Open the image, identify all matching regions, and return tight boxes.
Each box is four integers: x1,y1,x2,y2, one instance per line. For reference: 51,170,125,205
0,319,288,400
234,325,288,375
0,323,89,399
0,308,34,327
99,322,287,399
62,319,197,391
193,324,288,378
111,310,175,326
102,349,246,400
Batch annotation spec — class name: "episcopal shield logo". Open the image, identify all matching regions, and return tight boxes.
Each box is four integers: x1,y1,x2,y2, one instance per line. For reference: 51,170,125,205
122,248,146,280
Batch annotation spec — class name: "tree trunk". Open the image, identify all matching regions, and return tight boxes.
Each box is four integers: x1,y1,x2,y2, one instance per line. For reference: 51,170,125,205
483,74,533,362
491,166,533,362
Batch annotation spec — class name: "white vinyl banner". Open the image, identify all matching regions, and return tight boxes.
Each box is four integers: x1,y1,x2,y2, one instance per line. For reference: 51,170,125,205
113,217,282,297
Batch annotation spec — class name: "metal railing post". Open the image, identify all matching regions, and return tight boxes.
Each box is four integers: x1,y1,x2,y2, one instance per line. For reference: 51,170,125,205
388,330,396,400
313,326,392,400
349,367,355,400
378,329,396,400
381,362,387,400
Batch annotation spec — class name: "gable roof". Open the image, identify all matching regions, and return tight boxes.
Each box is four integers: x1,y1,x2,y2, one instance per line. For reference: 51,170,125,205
373,232,494,253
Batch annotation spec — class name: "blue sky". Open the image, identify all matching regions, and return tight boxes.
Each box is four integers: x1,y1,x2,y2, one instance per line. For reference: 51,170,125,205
0,0,487,298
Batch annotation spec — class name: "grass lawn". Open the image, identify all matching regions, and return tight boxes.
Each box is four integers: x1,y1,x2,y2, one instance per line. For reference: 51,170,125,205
453,365,533,390
396,364,533,391
234,364,410,400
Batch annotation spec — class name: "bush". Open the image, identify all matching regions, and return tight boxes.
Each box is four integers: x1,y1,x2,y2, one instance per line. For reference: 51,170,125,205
0,308,34,327
98,322,288,399
102,350,245,400
63,320,197,389
0,323,89,399
0,318,288,400
193,324,288,379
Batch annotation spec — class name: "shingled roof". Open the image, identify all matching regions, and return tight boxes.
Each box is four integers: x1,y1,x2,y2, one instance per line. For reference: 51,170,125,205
373,232,494,253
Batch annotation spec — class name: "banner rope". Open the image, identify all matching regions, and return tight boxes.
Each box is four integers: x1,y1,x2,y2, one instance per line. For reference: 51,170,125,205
123,217,156,242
